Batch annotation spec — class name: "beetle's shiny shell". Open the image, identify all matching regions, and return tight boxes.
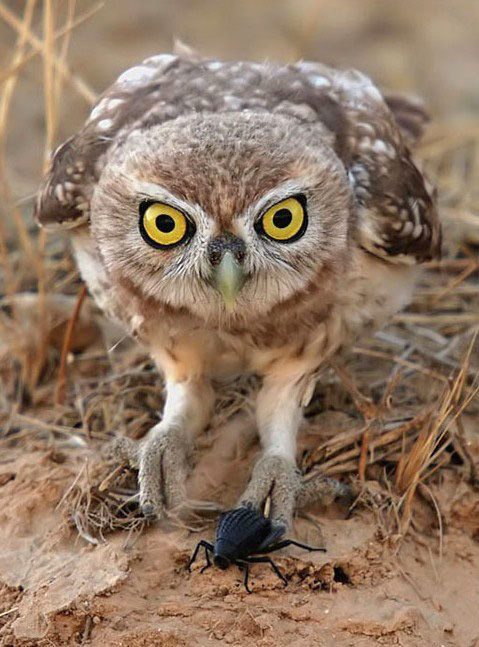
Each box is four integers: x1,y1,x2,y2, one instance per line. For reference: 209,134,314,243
215,505,282,560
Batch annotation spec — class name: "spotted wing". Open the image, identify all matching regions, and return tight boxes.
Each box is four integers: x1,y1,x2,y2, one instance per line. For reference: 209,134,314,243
383,92,431,147
35,53,180,230
294,63,441,264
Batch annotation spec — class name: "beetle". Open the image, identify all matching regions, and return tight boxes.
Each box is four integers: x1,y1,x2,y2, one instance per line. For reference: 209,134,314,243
188,504,326,592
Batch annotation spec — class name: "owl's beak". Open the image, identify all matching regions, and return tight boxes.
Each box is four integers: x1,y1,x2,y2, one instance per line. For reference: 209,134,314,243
212,251,246,311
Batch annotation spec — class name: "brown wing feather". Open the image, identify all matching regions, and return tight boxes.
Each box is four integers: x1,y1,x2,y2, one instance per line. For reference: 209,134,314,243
295,63,440,263
35,134,102,229
343,88,440,263
383,92,430,147
35,53,181,229
349,150,441,263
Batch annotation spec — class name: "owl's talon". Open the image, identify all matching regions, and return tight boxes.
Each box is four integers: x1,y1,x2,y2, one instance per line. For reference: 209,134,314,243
108,436,140,468
109,427,189,520
140,500,158,520
238,458,354,527
239,455,302,528
297,475,356,509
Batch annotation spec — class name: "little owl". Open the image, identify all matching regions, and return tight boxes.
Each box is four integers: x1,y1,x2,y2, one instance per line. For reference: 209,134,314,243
36,47,440,530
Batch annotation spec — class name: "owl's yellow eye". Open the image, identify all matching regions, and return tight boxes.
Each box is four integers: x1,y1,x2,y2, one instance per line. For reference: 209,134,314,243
258,196,307,242
139,202,193,248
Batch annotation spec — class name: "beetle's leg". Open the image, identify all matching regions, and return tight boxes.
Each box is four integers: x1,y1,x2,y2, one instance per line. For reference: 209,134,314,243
236,560,252,593
258,539,326,554
188,540,214,572
200,544,213,574
244,556,287,586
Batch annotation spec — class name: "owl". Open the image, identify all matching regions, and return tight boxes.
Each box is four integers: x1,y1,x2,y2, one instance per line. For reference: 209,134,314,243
36,46,440,530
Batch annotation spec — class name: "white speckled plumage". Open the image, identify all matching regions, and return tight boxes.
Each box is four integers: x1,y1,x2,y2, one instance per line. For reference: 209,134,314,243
35,48,440,525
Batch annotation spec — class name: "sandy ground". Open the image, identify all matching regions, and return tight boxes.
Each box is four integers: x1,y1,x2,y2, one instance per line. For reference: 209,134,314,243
1,1,479,646
1,426,479,647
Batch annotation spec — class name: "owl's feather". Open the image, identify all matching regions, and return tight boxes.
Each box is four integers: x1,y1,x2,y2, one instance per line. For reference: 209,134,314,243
36,51,439,264
383,92,430,145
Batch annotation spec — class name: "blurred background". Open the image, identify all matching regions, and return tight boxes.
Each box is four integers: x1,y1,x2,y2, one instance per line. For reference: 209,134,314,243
1,0,479,200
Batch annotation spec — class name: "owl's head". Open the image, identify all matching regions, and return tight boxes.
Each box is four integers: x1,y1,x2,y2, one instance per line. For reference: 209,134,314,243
91,112,353,326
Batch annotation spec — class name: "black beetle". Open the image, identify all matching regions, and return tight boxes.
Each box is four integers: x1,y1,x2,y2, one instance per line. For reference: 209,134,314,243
188,504,326,592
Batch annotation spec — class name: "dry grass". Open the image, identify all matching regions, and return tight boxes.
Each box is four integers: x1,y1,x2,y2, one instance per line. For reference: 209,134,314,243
0,1,478,541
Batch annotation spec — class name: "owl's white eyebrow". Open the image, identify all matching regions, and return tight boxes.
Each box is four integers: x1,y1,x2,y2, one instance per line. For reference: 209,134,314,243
248,181,306,218
133,180,198,215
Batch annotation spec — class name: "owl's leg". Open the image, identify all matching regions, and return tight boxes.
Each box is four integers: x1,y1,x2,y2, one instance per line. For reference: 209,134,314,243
112,379,214,519
238,374,304,529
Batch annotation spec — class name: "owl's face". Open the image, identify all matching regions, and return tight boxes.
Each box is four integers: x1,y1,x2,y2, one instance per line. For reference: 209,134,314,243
91,112,353,325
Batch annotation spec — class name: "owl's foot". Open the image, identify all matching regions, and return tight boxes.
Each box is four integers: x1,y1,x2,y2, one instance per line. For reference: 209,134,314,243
109,425,189,520
297,474,356,509
109,436,140,467
238,455,302,529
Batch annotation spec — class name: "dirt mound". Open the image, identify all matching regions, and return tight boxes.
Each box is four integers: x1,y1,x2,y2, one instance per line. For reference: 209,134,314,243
0,439,478,647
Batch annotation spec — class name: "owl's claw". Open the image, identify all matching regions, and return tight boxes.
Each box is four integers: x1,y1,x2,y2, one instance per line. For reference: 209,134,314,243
238,455,356,528
109,426,189,520
109,436,140,468
239,455,302,528
297,474,356,509
139,429,189,518
109,436,355,523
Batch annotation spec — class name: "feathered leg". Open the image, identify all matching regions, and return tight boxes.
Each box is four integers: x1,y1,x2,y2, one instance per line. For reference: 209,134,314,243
238,372,304,529
111,378,214,519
